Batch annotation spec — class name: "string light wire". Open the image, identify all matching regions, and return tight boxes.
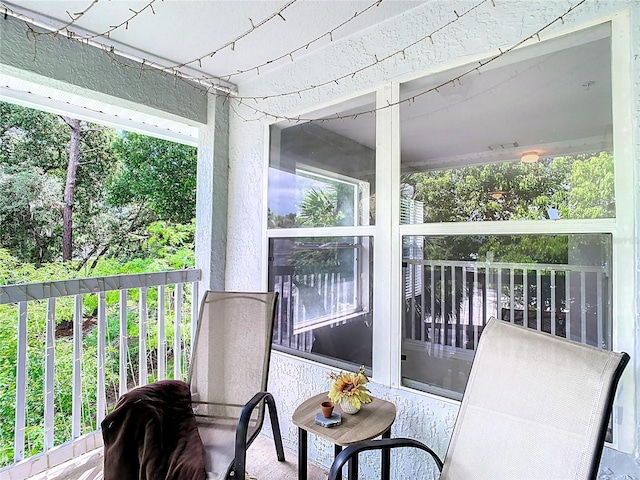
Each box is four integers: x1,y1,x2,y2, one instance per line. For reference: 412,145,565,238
3,0,589,122
234,0,490,102
235,0,589,123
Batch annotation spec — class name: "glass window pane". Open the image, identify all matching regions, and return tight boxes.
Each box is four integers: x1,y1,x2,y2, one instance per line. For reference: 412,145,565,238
400,23,613,222
269,236,373,368
401,233,612,400
268,94,376,228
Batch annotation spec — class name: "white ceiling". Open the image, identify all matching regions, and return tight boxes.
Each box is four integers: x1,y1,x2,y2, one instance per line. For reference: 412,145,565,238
1,1,613,168
5,0,427,88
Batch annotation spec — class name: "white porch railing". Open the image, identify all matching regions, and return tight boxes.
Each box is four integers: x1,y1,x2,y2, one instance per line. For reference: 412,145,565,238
403,259,611,351
0,269,201,475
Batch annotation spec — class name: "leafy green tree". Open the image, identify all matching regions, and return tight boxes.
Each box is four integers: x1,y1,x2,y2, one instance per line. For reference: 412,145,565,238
0,102,115,265
108,133,197,224
406,153,614,263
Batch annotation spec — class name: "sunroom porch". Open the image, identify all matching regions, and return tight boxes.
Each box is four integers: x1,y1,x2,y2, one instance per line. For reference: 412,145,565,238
0,0,638,478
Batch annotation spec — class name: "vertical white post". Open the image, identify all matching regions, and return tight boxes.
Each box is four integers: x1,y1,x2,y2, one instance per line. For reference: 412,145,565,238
14,302,27,461
190,281,199,360
158,285,166,380
139,287,148,386
174,283,183,380
119,289,128,396
72,294,83,439
97,292,106,425
44,298,56,450
374,83,401,387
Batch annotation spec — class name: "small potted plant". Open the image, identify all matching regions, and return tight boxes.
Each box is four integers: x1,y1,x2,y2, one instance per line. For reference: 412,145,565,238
327,365,372,414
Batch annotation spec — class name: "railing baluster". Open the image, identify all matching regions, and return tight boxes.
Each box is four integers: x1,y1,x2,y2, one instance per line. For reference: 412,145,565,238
97,292,106,424
509,269,515,323
496,267,502,320
451,266,457,348
139,287,148,386
174,283,183,380
14,302,27,462
410,264,416,341
420,264,426,342
191,281,199,352
536,269,542,331
580,272,587,344
44,298,55,451
551,271,557,336
430,265,435,354
523,268,528,328
565,273,571,340
158,285,166,380
119,289,128,396
72,294,83,439
597,272,604,348
440,265,445,346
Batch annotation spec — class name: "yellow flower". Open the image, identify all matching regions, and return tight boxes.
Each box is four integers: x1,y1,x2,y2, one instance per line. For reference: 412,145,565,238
327,366,372,408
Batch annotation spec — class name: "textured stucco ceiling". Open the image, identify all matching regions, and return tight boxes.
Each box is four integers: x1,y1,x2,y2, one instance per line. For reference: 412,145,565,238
5,0,428,88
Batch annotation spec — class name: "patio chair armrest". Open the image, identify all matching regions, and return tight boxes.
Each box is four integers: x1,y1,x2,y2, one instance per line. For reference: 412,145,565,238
233,391,283,476
327,438,444,480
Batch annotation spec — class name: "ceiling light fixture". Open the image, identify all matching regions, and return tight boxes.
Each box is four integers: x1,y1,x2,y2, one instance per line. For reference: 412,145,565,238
520,152,540,163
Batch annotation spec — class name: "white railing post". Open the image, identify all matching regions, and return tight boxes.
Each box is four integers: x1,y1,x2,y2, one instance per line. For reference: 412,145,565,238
14,302,27,462
174,283,183,380
190,281,199,356
158,285,166,380
72,294,83,439
139,287,148,386
97,292,106,425
44,298,56,451
119,289,128,396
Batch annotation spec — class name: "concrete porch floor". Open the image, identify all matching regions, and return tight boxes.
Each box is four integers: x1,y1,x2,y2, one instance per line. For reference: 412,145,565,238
28,434,329,480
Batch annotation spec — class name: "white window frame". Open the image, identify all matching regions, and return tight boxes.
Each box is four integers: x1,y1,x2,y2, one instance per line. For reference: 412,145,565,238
262,11,635,455
389,12,635,454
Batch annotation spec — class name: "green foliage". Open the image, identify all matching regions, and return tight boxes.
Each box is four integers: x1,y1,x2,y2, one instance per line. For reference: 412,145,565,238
108,133,197,224
0,102,116,265
298,188,344,227
407,153,615,263
0,249,196,466
0,103,198,467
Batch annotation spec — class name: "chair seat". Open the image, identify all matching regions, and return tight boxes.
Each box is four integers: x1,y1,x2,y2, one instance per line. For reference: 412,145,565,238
196,419,261,479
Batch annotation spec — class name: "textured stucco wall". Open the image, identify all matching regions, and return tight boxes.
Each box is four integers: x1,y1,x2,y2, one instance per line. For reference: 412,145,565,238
226,1,640,477
0,14,208,124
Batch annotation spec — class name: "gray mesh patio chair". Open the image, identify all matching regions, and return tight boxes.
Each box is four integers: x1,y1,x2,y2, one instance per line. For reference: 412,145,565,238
189,291,285,479
328,318,629,480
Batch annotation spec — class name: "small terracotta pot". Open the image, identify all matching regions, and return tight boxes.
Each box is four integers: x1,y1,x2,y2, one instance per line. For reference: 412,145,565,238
320,401,334,418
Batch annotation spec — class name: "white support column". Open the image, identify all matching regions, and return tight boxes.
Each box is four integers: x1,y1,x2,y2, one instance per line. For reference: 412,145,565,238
373,83,402,387
195,94,229,293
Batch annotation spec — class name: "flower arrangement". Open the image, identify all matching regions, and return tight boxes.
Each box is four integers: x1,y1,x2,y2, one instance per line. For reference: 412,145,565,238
327,365,372,412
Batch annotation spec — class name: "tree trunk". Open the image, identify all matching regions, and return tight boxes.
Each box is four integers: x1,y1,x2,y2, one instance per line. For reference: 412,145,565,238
62,117,81,262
